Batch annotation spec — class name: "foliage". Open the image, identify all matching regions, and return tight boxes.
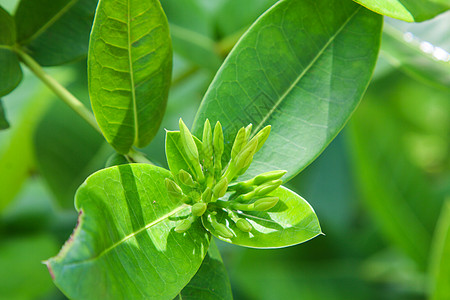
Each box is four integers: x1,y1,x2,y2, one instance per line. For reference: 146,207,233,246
0,0,448,299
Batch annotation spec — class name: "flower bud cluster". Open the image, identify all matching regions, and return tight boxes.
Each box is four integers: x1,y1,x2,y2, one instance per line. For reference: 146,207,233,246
167,119,286,238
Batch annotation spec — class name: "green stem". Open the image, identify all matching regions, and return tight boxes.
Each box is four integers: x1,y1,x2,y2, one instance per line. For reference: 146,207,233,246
126,149,153,165
15,48,102,134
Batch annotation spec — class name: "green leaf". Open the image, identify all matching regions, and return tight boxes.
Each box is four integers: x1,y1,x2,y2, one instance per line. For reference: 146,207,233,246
177,240,232,300
89,0,173,154
430,201,450,300
0,99,9,130
47,163,210,300
381,23,450,91
202,186,321,248
0,6,22,97
162,0,221,69
0,235,60,300
166,130,203,177
14,0,98,66
353,0,449,22
192,0,382,182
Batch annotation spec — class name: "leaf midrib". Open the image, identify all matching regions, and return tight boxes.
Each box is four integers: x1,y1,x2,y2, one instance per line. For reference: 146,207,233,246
250,6,361,135
20,0,78,45
63,204,188,266
127,0,139,146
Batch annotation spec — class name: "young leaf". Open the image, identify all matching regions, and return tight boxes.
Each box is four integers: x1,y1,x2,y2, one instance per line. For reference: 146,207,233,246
166,130,203,177
202,186,322,248
177,240,233,300
47,164,210,299
14,0,98,66
89,0,172,154
353,0,449,22
0,6,22,97
430,201,450,300
0,99,9,130
192,0,382,182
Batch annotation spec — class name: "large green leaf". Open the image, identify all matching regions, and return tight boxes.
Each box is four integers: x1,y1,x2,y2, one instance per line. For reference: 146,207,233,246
162,0,221,69
47,164,210,299
0,99,9,130
202,186,322,248
192,0,382,182
14,0,98,66
177,240,233,300
0,6,22,97
353,0,449,22
89,0,172,154
430,201,450,300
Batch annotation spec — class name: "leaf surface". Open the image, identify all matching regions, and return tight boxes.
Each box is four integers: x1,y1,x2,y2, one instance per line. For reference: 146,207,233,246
430,201,450,300
89,0,172,154
192,0,382,182
353,0,449,22
14,0,99,66
47,164,210,300
177,240,232,300
0,6,22,97
203,186,321,248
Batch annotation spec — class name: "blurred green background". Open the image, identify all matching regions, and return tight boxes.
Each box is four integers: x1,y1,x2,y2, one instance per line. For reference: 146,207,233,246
0,0,449,299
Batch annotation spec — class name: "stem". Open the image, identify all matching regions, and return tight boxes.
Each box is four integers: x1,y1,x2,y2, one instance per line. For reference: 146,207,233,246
126,149,153,165
15,48,102,134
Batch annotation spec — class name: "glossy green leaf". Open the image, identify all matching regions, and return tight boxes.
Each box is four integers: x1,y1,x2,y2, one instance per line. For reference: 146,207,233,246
202,186,321,248
353,0,449,22
192,0,382,182
0,6,22,97
0,235,60,300
14,0,98,66
162,0,221,69
89,0,172,154
381,23,450,91
176,240,232,300
0,99,9,130
430,201,450,300
166,130,203,177
47,164,210,300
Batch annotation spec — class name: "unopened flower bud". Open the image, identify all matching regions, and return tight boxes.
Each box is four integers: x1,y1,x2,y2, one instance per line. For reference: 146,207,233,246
213,121,224,158
213,222,233,239
178,169,196,187
231,127,247,160
254,179,282,196
179,118,199,162
213,177,228,198
244,123,252,140
202,187,212,203
191,203,207,216
236,218,252,232
165,178,183,201
234,137,258,171
253,170,287,185
175,218,192,233
202,119,213,165
253,125,271,152
253,197,279,211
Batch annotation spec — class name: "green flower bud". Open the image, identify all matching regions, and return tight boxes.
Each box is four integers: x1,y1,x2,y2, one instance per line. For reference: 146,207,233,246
234,137,258,171
165,178,184,200
254,179,282,196
175,218,192,233
213,121,224,158
191,202,207,216
253,170,287,185
231,127,247,160
202,187,212,203
236,218,252,232
252,125,271,152
244,123,253,140
202,119,213,166
213,222,233,239
253,197,279,211
231,202,254,211
178,169,196,187
213,177,228,198
179,118,199,161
